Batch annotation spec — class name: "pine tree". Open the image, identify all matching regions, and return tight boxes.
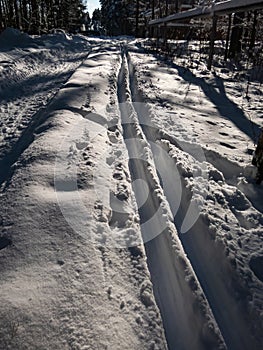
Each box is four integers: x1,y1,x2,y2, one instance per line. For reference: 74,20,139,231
91,8,101,31
100,0,149,36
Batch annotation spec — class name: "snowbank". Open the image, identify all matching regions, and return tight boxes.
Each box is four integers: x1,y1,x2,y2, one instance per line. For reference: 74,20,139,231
0,27,32,48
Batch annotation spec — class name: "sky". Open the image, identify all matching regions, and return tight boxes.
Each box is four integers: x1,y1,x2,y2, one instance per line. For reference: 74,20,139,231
84,0,101,15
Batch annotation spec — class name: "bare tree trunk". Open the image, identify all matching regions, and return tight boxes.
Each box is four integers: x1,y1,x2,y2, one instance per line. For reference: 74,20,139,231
40,0,46,31
13,0,20,29
249,10,258,58
252,130,263,184
8,0,15,27
135,0,139,37
30,0,38,33
0,0,4,31
224,14,232,61
228,12,244,59
208,15,218,70
158,0,162,18
21,0,28,31
151,0,155,37
175,0,179,13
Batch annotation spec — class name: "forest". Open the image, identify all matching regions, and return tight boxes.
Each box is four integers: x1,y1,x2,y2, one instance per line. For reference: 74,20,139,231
0,0,86,33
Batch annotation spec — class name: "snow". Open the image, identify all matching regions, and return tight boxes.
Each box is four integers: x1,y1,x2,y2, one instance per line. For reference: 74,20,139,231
0,27,32,47
127,40,263,348
0,28,262,349
0,30,167,350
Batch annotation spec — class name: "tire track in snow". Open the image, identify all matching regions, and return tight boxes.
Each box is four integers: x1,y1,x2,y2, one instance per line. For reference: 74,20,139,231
125,50,261,350
117,48,225,350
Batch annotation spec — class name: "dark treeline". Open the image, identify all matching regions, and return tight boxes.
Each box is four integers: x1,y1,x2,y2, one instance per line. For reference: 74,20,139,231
0,0,86,33
99,0,198,36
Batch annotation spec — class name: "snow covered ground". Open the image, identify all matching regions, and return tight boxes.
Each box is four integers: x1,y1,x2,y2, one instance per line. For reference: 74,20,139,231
0,29,262,350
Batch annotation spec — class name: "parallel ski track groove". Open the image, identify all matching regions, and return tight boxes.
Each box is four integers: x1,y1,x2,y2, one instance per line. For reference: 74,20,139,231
117,48,227,350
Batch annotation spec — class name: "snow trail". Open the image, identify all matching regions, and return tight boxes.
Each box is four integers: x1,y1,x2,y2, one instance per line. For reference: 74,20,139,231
0,40,169,350
117,48,225,350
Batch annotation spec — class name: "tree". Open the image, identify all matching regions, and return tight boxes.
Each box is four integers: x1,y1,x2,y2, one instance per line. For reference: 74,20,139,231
82,10,91,31
100,0,149,36
228,12,245,58
91,8,101,31
248,10,258,58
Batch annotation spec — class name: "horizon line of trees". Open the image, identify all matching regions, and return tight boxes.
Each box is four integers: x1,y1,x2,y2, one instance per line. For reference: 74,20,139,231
99,0,199,36
0,0,88,33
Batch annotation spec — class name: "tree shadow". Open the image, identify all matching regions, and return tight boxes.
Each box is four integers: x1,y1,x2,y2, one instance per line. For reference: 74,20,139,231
132,47,261,142
168,59,261,141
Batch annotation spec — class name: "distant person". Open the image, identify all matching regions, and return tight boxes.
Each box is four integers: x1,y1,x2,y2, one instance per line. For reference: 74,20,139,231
252,130,263,184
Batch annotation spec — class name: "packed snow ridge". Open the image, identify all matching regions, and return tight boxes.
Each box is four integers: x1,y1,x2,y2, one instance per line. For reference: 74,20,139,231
0,29,262,350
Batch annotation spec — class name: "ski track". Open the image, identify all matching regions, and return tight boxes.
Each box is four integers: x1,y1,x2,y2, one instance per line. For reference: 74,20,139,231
117,46,261,350
117,48,227,350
